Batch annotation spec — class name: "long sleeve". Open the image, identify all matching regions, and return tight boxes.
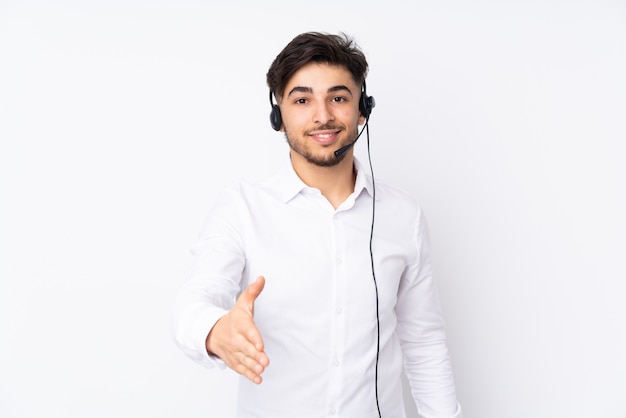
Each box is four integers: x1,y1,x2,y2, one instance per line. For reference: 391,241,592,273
396,209,462,418
171,187,246,368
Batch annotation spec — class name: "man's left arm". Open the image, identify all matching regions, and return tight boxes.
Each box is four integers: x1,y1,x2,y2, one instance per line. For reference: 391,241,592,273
396,209,463,418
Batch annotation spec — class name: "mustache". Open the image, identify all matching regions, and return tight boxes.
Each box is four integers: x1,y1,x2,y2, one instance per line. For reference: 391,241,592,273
306,123,343,133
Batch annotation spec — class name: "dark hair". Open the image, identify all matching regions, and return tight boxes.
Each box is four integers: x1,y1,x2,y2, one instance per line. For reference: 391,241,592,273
266,32,369,101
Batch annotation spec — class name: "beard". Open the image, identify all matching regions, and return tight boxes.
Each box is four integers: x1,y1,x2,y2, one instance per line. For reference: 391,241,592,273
284,123,358,167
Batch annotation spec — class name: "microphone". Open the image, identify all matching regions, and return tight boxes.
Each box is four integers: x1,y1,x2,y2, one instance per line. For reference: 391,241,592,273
333,120,369,159
334,141,357,159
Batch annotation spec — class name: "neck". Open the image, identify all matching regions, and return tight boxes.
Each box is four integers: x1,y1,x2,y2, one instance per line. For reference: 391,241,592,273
290,151,356,209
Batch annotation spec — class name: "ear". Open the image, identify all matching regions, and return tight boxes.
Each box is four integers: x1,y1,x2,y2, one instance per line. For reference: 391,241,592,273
358,113,366,126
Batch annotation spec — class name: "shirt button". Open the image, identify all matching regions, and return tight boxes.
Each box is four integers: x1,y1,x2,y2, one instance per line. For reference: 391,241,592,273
333,358,340,367
336,257,343,265
329,408,337,415
336,307,343,314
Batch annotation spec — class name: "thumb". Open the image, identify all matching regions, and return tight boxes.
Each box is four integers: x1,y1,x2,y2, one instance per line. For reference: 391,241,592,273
239,275,265,311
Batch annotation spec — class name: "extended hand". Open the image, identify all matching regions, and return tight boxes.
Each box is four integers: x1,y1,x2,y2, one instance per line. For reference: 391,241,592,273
206,276,270,384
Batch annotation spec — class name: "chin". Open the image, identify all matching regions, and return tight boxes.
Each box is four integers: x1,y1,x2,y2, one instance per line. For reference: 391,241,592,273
304,150,348,167
307,158,341,167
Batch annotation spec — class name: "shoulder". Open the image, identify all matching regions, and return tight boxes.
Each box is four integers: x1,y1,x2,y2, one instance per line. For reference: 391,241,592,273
356,159,422,216
374,180,424,218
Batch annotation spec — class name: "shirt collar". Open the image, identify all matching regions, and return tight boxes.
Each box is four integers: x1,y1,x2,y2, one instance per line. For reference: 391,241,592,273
278,155,375,204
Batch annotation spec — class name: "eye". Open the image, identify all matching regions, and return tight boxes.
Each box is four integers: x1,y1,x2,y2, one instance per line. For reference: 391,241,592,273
332,96,348,103
294,98,308,105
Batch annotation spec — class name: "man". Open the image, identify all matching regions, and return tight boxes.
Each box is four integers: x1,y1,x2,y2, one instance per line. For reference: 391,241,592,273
172,32,462,417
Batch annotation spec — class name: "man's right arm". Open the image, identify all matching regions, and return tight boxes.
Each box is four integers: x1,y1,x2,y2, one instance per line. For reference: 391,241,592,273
171,187,269,383
171,189,248,368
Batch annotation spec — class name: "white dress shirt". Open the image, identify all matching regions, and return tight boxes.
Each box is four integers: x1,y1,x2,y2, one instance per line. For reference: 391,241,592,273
172,157,462,418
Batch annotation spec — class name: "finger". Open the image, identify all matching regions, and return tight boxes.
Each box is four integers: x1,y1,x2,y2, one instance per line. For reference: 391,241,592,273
238,350,267,375
231,354,263,384
231,345,267,385
228,319,266,360
238,275,266,312
241,321,265,352
247,275,266,302
230,323,269,368
241,337,269,367
240,365,263,385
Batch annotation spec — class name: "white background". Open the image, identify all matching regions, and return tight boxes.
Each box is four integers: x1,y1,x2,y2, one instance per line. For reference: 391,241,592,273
1,1,625,417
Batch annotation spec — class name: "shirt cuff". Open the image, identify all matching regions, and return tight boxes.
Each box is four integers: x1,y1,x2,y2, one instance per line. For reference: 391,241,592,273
419,402,462,418
173,305,229,369
193,307,229,368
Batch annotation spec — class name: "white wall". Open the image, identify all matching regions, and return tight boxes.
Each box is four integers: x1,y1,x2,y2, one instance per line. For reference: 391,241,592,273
1,1,625,417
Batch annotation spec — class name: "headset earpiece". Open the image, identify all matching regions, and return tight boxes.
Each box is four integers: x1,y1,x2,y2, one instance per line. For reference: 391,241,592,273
359,80,376,119
269,91,282,131
270,105,282,131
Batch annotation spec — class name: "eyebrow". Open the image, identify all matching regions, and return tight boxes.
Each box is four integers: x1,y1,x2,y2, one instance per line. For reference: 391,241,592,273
287,85,354,98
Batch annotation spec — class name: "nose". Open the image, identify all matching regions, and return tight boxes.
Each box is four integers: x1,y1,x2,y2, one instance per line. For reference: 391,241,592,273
312,100,334,125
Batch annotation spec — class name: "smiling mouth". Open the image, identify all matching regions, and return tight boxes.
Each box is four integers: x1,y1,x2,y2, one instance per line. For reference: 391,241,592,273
308,128,342,144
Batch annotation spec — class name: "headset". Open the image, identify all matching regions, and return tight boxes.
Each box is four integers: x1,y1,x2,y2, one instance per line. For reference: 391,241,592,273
269,81,382,418
269,81,375,131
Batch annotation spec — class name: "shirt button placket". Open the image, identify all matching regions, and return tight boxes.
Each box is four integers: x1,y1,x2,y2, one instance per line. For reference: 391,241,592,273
330,212,346,417
329,213,344,417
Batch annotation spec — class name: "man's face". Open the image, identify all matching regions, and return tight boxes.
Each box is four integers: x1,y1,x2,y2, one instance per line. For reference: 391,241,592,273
278,63,366,167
